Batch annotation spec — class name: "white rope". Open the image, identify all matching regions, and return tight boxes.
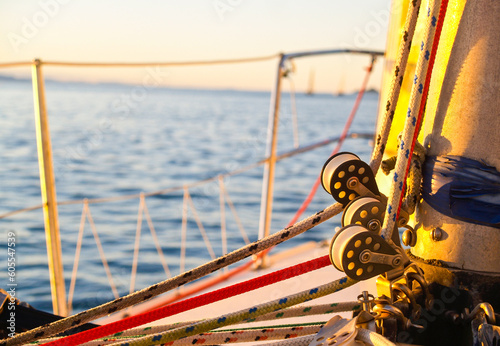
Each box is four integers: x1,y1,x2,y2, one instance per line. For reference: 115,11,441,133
381,0,442,241
129,194,145,294
357,328,396,346
287,76,300,149
142,197,172,278
86,205,120,299
67,201,88,312
180,187,189,274
265,334,315,345
219,177,228,274
369,0,422,173
222,183,251,245
219,177,228,257
186,189,216,260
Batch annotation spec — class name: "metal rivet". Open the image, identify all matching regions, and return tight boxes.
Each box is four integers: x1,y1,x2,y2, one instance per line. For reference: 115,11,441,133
347,177,358,189
431,228,443,241
402,228,417,247
367,219,381,232
392,256,402,267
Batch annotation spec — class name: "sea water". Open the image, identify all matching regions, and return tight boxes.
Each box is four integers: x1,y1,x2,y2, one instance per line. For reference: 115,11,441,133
0,78,378,313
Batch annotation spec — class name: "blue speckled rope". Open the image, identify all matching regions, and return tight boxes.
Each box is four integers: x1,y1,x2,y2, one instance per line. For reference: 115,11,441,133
381,0,443,241
108,276,357,346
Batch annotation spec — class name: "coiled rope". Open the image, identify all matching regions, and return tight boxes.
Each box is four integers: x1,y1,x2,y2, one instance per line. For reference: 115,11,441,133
107,276,358,346
2,203,344,346
381,0,449,240
42,256,332,346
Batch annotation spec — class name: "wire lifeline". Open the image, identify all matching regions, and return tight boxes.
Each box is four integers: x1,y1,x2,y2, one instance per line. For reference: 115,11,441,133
42,255,332,346
381,0,448,240
2,203,343,346
369,0,422,173
107,276,358,346
0,54,279,69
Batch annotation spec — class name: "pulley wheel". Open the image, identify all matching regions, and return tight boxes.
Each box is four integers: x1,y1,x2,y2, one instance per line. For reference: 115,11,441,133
329,224,398,280
342,196,385,233
321,152,379,206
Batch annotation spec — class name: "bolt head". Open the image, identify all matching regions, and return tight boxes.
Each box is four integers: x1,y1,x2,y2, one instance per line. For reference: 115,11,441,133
359,250,371,263
392,256,402,267
402,228,416,247
347,177,358,189
402,229,412,246
431,228,443,241
367,219,381,232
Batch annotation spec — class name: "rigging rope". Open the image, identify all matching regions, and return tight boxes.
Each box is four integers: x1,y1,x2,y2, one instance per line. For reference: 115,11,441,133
41,255,331,346
286,76,300,149
33,302,360,344
106,276,357,346
3,203,343,346
0,54,280,69
266,334,316,346
220,179,251,245
369,0,422,173
381,0,449,240
0,19,421,344
119,323,324,346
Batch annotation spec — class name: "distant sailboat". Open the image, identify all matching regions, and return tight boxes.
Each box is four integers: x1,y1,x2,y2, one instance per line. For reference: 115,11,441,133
305,68,315,95
335,73,346,97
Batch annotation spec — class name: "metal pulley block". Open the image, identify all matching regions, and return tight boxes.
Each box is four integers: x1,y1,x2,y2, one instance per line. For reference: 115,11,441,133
321,152,380,207
308,311,375,346
341,196,407,246
329,225,403,280
342,196,385,232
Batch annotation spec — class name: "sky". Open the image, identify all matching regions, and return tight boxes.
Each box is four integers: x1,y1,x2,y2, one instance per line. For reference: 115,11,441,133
0,0,391,93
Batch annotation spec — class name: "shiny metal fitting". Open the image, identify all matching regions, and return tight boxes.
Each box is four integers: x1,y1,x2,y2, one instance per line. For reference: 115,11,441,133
431,228,443,241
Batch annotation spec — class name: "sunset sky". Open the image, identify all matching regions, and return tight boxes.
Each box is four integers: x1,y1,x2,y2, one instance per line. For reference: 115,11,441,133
1,1,390,92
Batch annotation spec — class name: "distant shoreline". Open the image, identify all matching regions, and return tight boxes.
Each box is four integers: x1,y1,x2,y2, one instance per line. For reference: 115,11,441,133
0,74,378,96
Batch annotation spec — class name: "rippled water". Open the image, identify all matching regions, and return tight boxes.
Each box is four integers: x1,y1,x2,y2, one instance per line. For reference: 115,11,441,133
0,78,379,313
